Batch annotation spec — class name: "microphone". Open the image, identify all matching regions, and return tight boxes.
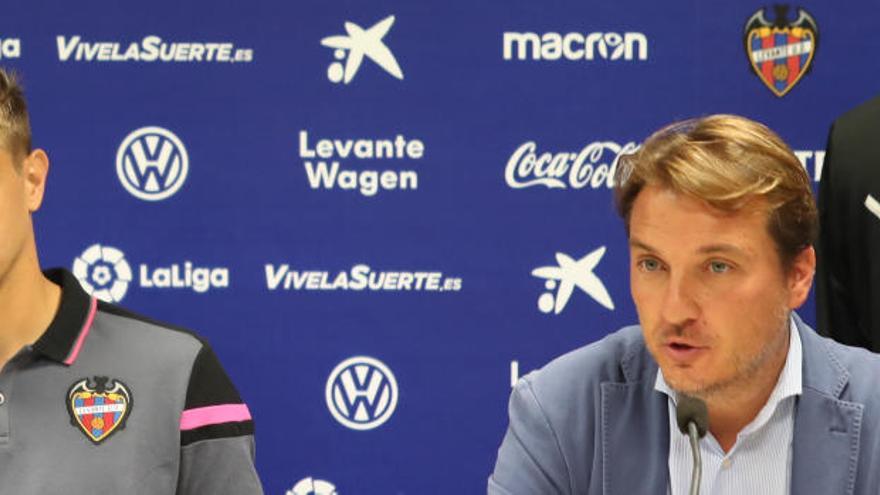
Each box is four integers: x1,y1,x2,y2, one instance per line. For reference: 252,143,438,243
676,395,709,495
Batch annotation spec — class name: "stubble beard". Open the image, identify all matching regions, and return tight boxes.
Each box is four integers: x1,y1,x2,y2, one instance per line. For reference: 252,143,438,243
665,306,791,403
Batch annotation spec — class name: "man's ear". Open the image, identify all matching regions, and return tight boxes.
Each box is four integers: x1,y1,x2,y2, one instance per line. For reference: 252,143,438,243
786,245,816,309
22,149,49,212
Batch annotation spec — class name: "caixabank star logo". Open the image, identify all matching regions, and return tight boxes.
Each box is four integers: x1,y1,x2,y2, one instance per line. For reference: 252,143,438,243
320,15,403,84
743,5,819,97
531,247,615,315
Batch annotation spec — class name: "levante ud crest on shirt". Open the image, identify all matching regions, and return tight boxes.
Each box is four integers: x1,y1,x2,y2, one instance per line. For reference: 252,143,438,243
744,5,819,97
67,377,132,444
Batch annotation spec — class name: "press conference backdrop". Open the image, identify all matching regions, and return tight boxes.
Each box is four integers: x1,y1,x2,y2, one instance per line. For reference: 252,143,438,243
5,0,876,492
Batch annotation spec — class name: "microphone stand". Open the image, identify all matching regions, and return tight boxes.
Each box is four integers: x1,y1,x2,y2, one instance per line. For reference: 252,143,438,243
676,395,707,495
687,421,702,495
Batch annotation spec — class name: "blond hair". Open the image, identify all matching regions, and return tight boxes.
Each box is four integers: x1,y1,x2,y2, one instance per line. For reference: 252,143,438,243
614,114,817,268
0,68,31,167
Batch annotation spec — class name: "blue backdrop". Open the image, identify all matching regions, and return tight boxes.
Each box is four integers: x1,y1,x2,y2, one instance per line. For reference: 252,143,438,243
5,0,877,492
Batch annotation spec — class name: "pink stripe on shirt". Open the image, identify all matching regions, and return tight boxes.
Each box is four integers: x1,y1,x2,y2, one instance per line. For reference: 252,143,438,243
64,297,97,365
180,404,252,431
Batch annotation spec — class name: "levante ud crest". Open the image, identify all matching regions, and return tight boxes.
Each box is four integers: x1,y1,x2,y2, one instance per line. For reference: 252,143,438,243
67,377,132,444
744,5,819,97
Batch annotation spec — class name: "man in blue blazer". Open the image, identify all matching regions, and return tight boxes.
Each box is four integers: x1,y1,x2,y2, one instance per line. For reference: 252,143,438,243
489,115,880,494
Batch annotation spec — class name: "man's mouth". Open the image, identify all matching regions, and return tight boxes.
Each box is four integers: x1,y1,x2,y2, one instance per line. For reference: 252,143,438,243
663,341,706,362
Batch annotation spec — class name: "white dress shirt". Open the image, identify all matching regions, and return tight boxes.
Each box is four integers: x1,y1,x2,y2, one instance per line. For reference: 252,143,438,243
655,318,802,494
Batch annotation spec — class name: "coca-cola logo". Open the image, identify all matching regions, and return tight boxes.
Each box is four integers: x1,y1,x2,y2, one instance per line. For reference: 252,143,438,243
505,141,639,190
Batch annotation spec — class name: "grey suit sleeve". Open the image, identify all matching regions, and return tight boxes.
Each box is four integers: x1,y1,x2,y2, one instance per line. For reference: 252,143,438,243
488,376,571,495
176,343,264,495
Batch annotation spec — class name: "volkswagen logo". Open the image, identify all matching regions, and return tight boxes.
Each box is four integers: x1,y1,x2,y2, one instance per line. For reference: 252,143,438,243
325,356,398,430
116,126,189,201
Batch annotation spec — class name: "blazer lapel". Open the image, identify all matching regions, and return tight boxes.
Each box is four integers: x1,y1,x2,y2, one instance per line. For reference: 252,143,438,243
790,315,862,495
790,389,863,495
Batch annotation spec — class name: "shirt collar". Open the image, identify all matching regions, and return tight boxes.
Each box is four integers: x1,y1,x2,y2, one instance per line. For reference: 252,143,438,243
32,268,97,365
654,316,803,408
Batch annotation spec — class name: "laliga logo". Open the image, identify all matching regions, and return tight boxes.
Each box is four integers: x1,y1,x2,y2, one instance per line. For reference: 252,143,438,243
116,126,189,201
532,247,614,314
73,245,230,301
287,477,338,495
326,356,398,430
73,244,132,303
321,15,404,84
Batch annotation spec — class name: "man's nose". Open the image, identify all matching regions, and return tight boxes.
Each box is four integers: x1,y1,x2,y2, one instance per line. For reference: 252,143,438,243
660,271,701,327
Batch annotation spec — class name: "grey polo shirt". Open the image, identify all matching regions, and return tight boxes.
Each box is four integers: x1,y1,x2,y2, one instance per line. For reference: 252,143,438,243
0,269,263,494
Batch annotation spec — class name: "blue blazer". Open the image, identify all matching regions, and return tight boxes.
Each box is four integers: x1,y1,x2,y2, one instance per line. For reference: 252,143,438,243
489,314,880,494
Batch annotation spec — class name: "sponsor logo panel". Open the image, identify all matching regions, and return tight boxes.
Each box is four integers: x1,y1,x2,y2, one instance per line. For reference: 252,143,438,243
57,35,253,63
116,126,189,201
743,5,818,96
503,31,648,61
73,244,230,303
321,15,403,84
265,263,461,293
505,140,825,189
73,244,132,303
506,140,638,190
298,131,424,196
305,15,419,195
532,247,614,314
326,356,398,431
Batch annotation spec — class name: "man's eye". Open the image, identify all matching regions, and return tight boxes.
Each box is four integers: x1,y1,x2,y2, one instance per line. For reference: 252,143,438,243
709,261,730,273
640,259,661,271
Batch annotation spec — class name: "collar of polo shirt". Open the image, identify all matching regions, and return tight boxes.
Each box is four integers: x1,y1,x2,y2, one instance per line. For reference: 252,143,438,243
32,269,97,365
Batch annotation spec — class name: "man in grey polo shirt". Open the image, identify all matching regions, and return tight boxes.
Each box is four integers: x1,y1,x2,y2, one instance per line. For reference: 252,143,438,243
0,71,262,492
490,115,880,494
